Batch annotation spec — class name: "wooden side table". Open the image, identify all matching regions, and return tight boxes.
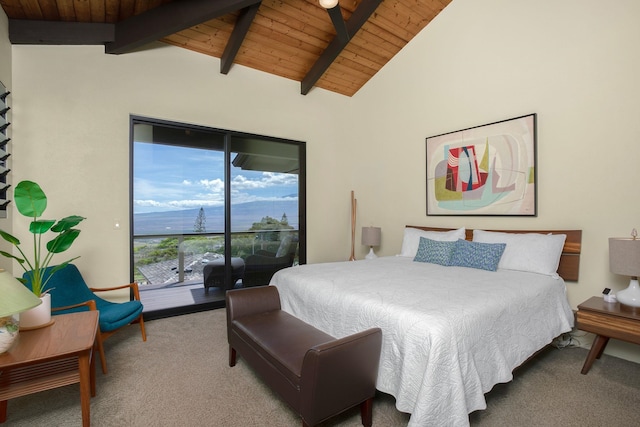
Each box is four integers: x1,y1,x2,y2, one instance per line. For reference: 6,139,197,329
0,311,99,426
575,296,640,374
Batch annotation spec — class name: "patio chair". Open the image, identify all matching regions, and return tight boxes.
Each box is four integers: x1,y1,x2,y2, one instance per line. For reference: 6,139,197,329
202,257,245,291
23,264,147,374
242,235,298,287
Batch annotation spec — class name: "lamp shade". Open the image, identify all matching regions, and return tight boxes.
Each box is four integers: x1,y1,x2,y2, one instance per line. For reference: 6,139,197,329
0,269,42,317
362,227,381,247
609,238,640,277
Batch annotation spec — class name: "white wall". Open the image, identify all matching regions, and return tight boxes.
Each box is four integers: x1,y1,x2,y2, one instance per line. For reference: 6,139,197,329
0,9,9,85
6,0,640,362
350,0,640,361
9,42,353,286
0,7,12,266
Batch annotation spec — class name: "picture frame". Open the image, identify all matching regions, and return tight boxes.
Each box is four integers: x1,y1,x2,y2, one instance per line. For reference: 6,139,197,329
426,113,537,216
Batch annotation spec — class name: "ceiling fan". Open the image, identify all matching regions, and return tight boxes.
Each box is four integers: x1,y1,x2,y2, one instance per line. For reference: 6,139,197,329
319,0,350,43
298,0,382,94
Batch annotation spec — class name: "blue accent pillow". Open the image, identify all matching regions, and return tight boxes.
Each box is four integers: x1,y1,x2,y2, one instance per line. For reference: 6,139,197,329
413,237,456,266
449,239,506,271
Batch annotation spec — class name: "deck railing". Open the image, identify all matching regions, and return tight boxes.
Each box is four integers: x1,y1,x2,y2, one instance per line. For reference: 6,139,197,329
133,230,298,287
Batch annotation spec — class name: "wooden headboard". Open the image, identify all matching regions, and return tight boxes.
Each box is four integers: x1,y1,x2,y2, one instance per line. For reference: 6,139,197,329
406,226,582,281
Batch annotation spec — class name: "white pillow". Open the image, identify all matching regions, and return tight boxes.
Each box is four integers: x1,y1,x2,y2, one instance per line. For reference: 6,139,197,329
399,227,466,257
472,230,567,277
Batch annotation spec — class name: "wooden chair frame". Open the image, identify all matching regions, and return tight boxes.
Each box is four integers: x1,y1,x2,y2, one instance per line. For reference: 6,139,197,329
51,282,147,374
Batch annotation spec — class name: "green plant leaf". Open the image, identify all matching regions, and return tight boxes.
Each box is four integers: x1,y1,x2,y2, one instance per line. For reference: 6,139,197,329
46,229,81,253
0,180,84,296
29,220,56,234
0,229,20,245
51,215,86,233
0,249,25,264
14,180,47,218
47,260,76,277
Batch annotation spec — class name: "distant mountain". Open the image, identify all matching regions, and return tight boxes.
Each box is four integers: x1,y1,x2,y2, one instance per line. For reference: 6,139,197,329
134,199,299,235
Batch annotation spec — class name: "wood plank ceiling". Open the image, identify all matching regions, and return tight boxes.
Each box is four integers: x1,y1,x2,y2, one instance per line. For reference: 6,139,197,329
0,0,451,96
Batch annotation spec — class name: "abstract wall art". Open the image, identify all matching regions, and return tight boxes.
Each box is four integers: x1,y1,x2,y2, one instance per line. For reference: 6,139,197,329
426,114,537,216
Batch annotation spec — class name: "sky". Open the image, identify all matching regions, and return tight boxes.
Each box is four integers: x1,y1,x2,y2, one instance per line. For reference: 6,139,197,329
133,142,298,214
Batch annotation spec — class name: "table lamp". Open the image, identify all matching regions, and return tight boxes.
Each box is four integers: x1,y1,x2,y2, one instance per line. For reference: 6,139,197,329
362,226,381,260
609,230,640,308
0,269,42,354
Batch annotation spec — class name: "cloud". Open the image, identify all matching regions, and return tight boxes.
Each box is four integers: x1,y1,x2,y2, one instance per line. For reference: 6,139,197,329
167,199,224,208
134,198,225,211
198,178,225,192
135,199,165,207
134,172,297,213
232,172,297,190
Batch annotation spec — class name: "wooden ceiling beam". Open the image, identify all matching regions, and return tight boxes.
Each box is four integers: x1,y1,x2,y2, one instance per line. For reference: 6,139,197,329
220,3,261,75
0,0,451,97
301,0,383,95
105,0,262,54
8,20,114,45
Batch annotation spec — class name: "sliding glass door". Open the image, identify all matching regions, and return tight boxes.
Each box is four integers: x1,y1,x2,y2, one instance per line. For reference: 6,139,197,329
130,117,305,317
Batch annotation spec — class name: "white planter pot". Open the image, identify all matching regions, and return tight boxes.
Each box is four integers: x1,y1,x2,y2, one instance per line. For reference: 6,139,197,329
19,293,52,330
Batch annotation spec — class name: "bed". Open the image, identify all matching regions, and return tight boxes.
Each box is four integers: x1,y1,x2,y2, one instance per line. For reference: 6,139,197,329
270,226,581,427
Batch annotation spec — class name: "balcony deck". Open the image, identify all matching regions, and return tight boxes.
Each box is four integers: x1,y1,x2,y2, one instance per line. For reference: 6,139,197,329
139,280,244,320
134,231,297,321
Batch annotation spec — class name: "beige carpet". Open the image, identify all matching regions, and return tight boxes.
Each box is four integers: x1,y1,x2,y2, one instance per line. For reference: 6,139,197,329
4,308,640,426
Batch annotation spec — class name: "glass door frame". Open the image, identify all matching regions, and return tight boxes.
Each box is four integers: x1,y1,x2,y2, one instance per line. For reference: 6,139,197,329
129,115,306,317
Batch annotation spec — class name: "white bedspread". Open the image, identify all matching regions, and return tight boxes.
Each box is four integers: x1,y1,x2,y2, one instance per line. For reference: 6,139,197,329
271,256,574,427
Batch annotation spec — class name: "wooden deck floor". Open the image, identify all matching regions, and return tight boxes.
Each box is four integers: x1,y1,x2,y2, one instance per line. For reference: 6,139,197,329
139,281,237,320
140,283,221,310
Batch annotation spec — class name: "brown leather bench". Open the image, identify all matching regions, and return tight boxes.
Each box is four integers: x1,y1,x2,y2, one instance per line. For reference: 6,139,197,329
226,286,382,427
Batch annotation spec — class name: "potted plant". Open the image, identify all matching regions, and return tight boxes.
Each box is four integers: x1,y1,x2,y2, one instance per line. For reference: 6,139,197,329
0,180,85,327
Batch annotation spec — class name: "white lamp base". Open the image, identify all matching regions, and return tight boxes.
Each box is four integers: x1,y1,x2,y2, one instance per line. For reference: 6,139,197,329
365,247,377,260
616,278,640,308
0,315,19,354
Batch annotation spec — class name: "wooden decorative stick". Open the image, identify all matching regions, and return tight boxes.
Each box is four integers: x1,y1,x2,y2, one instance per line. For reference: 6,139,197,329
349,190,356,261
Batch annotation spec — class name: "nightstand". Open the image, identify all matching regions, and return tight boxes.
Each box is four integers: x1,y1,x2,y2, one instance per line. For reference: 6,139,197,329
575,296,640,374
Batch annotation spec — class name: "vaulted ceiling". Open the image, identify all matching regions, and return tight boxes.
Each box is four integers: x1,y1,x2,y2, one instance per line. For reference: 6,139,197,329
0,0,451,96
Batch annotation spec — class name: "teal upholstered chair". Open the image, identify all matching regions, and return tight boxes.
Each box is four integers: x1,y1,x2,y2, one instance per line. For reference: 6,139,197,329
23,264,146,373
